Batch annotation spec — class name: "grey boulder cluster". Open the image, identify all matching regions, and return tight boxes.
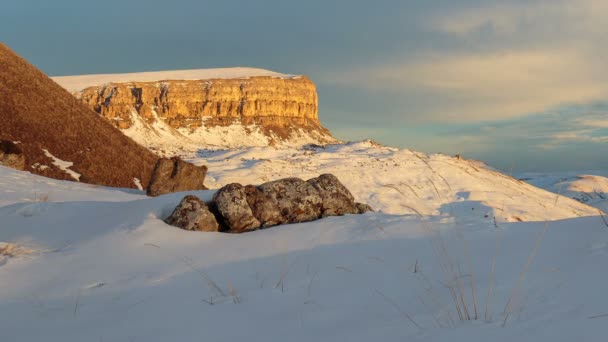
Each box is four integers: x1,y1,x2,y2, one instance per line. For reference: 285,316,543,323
164,174,372,233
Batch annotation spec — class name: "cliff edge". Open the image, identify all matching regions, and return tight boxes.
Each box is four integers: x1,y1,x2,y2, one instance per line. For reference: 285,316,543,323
53,69,337,152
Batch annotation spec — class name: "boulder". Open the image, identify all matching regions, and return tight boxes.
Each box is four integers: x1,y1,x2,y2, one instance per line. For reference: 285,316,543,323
0,140,25,170
243,185,284,227
307,173,359,216
355,202,373,214
213,183,261,233
164,195,220,232
147,157,208,197
257,177,323,224
165,173,373,234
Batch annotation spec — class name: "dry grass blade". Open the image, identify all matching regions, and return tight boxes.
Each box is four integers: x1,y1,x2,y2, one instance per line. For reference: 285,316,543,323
414,153,453,193
426,176,442,199
588,313,608,319
306,270,318,301
274,261,290,293
502,221,550,327
484,227,502,321
382,183,420,199
375,289,422,330
382,184,406,196
74,289,81,317
462,237,479,320
28,192,50,202
227,281,240,304
598,209,608,228
144,243,226,297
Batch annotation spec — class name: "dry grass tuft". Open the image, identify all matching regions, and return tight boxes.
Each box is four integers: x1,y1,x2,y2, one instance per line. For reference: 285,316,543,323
0,242,36,259
28,192,50,202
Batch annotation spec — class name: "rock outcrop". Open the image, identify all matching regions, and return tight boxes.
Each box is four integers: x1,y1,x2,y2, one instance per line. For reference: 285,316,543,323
0,141,26,171
164,195,220,232
147,157,208,197
52,70,336,147
212,183,261,233
308,173,359,217
257,178,323,224
165,174,373,234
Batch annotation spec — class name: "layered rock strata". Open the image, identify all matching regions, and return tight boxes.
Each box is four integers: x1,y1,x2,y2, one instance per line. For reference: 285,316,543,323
66,75,333,144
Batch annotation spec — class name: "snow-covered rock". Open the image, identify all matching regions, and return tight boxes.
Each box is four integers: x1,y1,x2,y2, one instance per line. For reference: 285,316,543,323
164,195,220,232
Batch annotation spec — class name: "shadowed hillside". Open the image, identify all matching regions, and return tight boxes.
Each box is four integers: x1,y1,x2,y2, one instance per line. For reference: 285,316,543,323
0,43,159,188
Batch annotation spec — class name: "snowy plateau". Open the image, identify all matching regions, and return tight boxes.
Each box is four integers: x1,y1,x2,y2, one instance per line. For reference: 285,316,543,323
1,140,608,342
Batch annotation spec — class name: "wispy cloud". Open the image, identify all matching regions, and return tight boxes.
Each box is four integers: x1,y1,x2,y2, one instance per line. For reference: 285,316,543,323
322,0,608,123
437,109,608,153
575,119,608,128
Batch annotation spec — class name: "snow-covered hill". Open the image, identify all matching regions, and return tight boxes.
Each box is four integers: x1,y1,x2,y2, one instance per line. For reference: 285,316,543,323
519,172,608,213
1,142,607,341
188,141,597,222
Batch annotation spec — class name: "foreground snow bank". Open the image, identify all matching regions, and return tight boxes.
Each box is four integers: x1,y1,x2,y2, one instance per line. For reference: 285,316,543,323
1,141,606,341
0,166,146,207
1,181,607,341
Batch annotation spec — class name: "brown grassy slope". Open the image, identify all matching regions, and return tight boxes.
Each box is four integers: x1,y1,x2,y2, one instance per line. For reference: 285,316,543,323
0,43,158,188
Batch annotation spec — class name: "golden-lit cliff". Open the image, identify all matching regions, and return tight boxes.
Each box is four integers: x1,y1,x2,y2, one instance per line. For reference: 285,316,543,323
75,76,332,140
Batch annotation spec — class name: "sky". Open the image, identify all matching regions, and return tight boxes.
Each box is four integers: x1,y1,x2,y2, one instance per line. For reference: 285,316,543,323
2,0,607,172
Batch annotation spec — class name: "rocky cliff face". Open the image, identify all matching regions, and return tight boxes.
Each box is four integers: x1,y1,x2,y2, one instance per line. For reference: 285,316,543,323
57,72,335,148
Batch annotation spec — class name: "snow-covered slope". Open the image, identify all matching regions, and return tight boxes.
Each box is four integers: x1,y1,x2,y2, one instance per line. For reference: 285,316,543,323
123,110,337,154
1,158,608,341
52,67,298,92
519,172,608,213
0,166,146,208
189,141,598,222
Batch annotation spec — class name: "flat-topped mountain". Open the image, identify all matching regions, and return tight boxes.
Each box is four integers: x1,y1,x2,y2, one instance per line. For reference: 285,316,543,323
0,43,158,188
53,69,336,152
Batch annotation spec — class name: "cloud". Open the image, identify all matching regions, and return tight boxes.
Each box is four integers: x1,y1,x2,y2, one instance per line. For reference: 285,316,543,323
575,119,608,128
434,0,608,40
430,1,596,37
436,109,608,154
548,130,608,144
321,0,608,123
